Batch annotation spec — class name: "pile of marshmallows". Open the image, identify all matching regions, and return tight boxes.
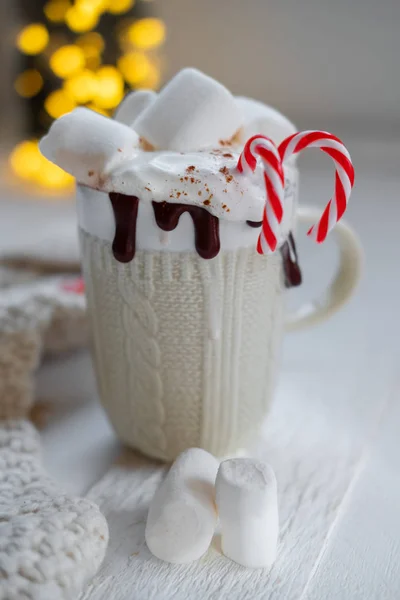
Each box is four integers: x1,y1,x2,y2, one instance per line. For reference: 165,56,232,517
39,67,297,189
146,449,278,569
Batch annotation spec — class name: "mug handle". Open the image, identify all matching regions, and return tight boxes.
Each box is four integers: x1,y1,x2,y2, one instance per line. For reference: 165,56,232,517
285,206,363,332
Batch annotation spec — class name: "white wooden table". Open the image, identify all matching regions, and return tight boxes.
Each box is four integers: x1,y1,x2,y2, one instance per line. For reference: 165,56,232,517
14,138,400,598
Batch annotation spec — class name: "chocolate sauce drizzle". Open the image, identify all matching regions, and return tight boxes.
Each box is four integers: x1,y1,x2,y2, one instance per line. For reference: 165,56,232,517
152,201,220,259
280,233,303,288
109,194,302,287
109,193,139,263
246,220,302,288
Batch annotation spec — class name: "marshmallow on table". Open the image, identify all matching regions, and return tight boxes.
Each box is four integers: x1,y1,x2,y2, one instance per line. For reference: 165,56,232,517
216,458,279,569
39,107,139,187
134,68,243,151
236,96,297,146
145,448,219,564
114,90,157,127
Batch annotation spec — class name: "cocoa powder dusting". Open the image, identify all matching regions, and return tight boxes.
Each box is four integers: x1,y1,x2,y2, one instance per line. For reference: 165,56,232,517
88,170,94,177
219,166,233,183
219,129,241,147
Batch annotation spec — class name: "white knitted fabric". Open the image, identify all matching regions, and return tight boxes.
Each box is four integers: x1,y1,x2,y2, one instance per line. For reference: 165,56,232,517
0,209,109,599
0,420,108,600
80,229,285,461
0,279,87,420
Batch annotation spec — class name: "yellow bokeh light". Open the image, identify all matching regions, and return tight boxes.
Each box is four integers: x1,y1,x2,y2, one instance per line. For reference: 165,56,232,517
94,66,125,109
127,18,166,49
45,89,76,118
107,0,135,14
10,140,74,191
134,63,161,90
86,104,109,116
17,24,50,55
117,51,150,85
14,70,44,98
50,45,85,78
76,32,105,54
9,141,42,180
64,69,98,103
44,0,71,23
77,0,108,12
65,5,100,33
35,160,75,190
85,54,102,70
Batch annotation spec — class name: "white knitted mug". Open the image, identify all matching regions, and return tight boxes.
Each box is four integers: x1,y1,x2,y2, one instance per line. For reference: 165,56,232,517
77,186,361,461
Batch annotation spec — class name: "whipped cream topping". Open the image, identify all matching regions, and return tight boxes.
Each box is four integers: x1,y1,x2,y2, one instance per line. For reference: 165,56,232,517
102,147,293,223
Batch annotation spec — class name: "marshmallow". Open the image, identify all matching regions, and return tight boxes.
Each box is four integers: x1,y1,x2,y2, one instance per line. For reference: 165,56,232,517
216,458,279,569
134,68,242,151
145,448,219,563
236,96,297,145
114,90,157,126
39,107,139,187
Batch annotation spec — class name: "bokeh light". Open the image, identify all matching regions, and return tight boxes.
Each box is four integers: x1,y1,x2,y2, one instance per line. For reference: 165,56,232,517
135,63,161,90
9,139,74,191
50,45,86,78
17,24,50,55
76,32,105,54
117,52,150,85
127,18,166,49
44,0,71,23
9,141,43,180
45,89,77,118
35,160,75,190
107,0,135,15
65,5,100,33
94,66,125,109
64,69,98,103
86,104,109,116
14,70,44,98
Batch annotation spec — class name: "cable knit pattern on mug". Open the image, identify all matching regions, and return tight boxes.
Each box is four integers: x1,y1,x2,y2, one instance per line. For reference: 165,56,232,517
80,231,166,458
117,260,166,457
79,228,286,460
0,420,108,600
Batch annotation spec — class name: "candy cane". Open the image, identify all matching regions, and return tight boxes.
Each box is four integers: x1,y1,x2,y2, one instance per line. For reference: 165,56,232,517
237,135,285,254
279,131,355,243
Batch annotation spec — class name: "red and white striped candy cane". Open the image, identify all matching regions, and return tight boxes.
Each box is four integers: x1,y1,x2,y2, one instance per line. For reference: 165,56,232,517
279,130,355,243
237,134,285,254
